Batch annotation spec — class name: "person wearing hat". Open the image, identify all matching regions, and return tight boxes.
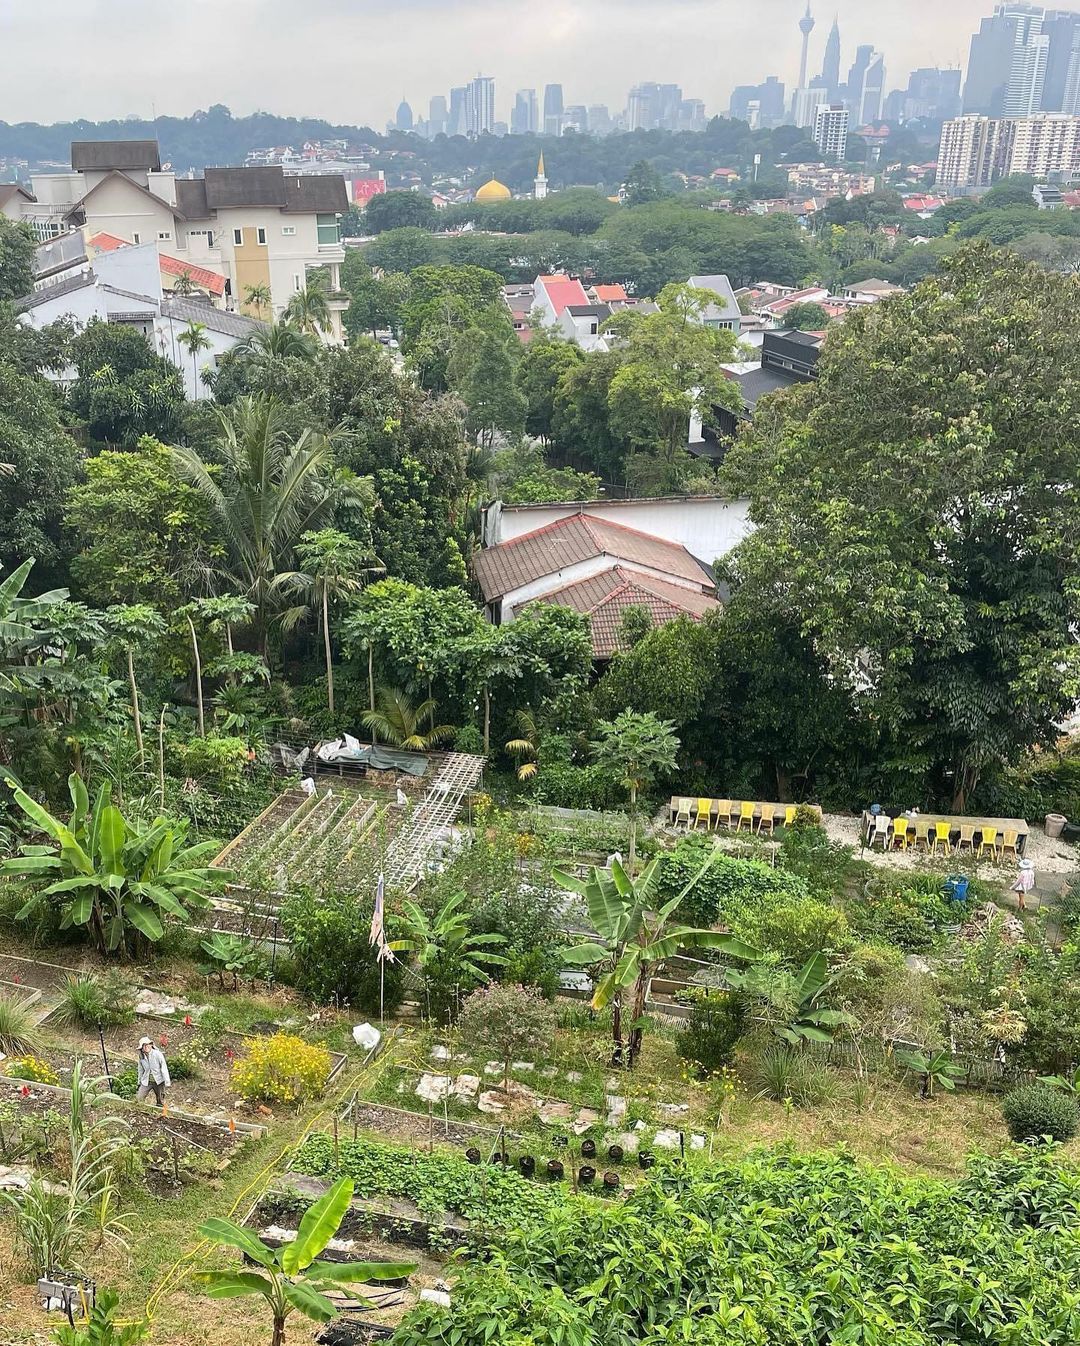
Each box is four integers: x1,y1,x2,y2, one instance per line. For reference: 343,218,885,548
136,1037,171,1106
1011,858,1036,912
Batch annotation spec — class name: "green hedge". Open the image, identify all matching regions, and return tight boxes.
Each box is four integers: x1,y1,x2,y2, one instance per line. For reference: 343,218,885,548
656,837,810,927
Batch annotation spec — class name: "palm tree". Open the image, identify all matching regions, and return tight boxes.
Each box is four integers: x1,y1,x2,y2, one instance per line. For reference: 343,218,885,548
243,282,272,319
274,527,383,714
237,322,319,371
176,320,212,399
557,853,758,1067
198,1178,414,1346
171,396,339,652
389,892,508,1021
362,686,453,751
285,281,332,337
506,709,539,781
172,268,198,297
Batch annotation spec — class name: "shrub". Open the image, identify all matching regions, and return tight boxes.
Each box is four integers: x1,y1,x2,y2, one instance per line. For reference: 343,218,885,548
111,1068,137,1099
231,1032,332,1106
755,1045,800,1102
459,983,556,1094
779,822,853,901
676,991,746,1075
454,724,485,755
53,972,134,1031
733,896,854,966
0,994,43,1057
656,838,810,927
534,761,622,811
280,887,406,1014
1002,1085,1079,1143
6,1055,60,1086
170,734,250,791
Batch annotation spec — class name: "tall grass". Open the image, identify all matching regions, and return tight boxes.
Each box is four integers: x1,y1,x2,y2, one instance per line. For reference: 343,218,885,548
0,992,42,1056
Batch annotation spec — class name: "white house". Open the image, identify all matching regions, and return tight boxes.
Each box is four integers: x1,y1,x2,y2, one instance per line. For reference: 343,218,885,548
687,275,743,332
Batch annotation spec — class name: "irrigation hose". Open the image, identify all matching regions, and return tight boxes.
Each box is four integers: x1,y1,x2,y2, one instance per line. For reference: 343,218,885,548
135,1031,407,1328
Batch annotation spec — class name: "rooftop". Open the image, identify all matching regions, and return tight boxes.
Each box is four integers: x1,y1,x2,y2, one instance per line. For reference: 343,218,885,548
535,274,589,316
71,140,161,173
90,232,227,296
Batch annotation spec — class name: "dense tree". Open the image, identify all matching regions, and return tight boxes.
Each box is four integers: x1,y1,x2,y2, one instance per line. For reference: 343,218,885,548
782,301,831,330
623,159,667,206
0,218,34,302
67,321,185,446
592,711,680,869
724,244,1080,810
456,330,527,450
363,190,437,234
364,227,440,274
516,336,584,444
551,351,629,481
596,615,720,729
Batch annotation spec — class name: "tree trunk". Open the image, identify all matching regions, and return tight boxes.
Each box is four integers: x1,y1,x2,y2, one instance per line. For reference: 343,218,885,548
627,969,650,1068
483,685,491,756
126,647,144,761
158,704,168,809
271,1315,286,1346
628,783,637,873
367,645,375,711
610,991,625,1068
322,585,334,715
187,617,205,738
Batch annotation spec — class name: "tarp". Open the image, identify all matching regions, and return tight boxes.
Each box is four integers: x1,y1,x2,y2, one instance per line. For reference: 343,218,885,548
315,738,429,777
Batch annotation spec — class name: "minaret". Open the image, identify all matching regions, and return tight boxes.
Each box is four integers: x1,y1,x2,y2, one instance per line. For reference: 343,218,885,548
534,151,548,200
798,3,816,91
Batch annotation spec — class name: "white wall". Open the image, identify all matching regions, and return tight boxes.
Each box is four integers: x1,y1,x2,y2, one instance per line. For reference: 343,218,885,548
154,314,242,400
486,496,754,567
93,241,162,300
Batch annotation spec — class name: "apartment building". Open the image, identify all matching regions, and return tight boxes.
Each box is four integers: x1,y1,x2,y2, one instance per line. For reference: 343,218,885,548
1005,111,1080,175
935,114,1007,190
936,112,1080,189
7,141,348,341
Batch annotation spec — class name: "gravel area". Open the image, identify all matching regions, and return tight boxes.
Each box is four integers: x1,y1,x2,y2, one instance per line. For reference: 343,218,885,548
821,813,1080,876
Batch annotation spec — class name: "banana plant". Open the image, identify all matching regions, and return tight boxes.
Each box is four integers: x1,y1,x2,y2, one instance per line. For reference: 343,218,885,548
1039,1066,1080,1096
556,851,759,1068
2,773,228,957
896,1048,965,1099
198,1177,415,1346
53,1288,147,1345
726,950,855,1046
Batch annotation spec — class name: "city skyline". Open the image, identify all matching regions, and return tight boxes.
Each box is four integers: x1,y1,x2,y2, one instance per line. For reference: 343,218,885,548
0,0,996,126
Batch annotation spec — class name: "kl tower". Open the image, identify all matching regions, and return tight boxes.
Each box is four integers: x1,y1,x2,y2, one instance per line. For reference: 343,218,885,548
797,3,816,90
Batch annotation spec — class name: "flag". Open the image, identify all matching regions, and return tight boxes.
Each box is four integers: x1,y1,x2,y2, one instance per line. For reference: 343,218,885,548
370,872,395,963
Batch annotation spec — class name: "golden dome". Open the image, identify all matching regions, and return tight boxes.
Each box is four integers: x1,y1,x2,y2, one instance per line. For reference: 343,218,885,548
475,176,512,202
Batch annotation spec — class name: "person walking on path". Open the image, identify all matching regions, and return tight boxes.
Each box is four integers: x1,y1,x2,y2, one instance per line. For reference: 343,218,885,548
1010,858,1036,912
136,1036,171,1106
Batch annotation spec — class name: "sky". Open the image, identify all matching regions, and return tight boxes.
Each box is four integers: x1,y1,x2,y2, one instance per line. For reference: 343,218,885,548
0,0,993,128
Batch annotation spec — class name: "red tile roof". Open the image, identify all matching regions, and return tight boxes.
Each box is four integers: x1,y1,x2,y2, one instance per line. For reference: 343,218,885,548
533,567,719,657
472,512,714,601
536,275,589,316
592,284,627,302
89,233,227,296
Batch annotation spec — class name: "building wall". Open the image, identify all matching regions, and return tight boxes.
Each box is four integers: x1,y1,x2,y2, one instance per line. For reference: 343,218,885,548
80,177,175,245
228,225,274,316
485,496,753,568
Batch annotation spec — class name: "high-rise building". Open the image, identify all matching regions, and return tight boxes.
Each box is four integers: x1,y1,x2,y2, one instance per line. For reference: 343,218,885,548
821,17,842,98
563,104,589,133
395,98,414,132
1043,9,1080,109
678,98,707,132
859,51,886,122
813,102,850,157
935,114,1006,188
894,68,963,121
543,84,564,136
511,89,537,134
627,82,660,130
588,104,614,135
798,3,817,91
964,4,1047,115
845,45,873,118
730,77,786,128
936,109,1080,188
658,83,684,128
448,87,468,136
1066,27,1080,111
793,85,829,128
428,96,448,137
465,76,495,136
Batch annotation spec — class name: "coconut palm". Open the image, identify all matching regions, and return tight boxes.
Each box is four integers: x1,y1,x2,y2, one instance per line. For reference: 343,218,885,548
238,322,319,366
506,709,539,781
362,686,453,751
172,268,198,297
171,396,339,650
176,321,212,399
243,282,272,319
285,281,332,337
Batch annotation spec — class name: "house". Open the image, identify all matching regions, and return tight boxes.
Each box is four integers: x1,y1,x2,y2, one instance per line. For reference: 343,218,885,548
1033,184,1065,209
4,140,348,340
15,237,264,399
89,232,227,303
690,329,824,449
558,303,612,352
502,282,535,342
840,278,905,303
532,273,590,325
0,183,35,221
687,275,742,332
472,505,737,657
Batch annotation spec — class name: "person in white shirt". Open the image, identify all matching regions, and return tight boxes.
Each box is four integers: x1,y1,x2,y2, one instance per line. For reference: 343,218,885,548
136,1036,171,1106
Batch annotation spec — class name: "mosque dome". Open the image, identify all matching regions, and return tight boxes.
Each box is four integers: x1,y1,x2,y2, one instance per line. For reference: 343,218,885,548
475,176,512,202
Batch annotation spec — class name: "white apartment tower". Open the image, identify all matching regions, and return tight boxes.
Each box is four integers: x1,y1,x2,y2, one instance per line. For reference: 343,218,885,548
812,103,850,158
935,115,1005,189
1005,111,1080,174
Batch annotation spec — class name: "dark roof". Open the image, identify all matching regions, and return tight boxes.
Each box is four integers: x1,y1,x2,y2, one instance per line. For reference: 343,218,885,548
175,178,210,220
533,566,719,658
0,183,34,209
198,167,347,215
734,365,802,411
71,140,161,173
15,270,96,311
283,174,348,213
204,167,287,209
473,511,714,602
565,304,611,319
161,295,265,338
773,328,824,350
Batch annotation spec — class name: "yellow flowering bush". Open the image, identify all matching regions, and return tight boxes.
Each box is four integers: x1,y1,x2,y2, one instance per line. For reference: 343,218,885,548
6,1055,60,1086
230,1033,331,1106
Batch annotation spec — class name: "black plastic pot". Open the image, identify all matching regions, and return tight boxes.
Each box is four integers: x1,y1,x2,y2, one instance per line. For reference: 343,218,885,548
465,1147,482,1165
547,1159,564,1180
638,1151,655,1170
607,1144,624,1163
578,1165,596,1185
580,1139,597,1159
602,1171,620,1190
518,1154,536,1178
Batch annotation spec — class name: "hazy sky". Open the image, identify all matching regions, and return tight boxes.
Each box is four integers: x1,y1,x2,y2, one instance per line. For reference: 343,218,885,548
0,0,991,127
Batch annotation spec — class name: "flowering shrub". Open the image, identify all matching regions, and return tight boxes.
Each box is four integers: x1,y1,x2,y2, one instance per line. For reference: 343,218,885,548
230,1032,331,1106
6,1055,60,1086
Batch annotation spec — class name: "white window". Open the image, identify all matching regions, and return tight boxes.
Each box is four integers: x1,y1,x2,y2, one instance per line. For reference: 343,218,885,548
233,228,243,246
132,232,141,244
158,230,172,241
257,227,267,245
281,225,297,236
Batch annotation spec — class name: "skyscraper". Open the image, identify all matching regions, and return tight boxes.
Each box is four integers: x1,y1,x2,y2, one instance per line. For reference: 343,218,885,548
821,17,842,99
428,95,448,137
395,98,414,132
798,3,816,91
1042,9,1080,110
859,51,886,122
846,45,873,118
511,89,537,134
543,84,564,136
465,76,495,136
963,4,1046,115
448,86,468,136
813,102,849,157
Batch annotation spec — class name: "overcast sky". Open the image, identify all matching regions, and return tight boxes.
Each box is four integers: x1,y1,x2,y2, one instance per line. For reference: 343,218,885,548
0,0,991,128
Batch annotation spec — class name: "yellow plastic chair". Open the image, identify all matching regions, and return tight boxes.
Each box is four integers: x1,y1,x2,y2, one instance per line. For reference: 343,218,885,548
978,826,999,860
714,799,734,830
784,805,797,828
736,800,756,833
930,821,952,857
867,815,891,850
912,819,930,852
1000,829,1020,863
891,817,910,851
673,797,691,830
694,798,713,831
758,805,776,836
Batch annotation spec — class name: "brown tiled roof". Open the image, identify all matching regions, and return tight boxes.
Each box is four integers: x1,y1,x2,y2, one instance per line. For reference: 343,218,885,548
533,566,719,657
472,512,714,601
283,174,348,214
204,167,287,209
71,140,161,173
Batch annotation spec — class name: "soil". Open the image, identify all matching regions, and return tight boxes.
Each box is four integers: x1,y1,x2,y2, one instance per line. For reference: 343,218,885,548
0,952,76,994
345,1100,521,1151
